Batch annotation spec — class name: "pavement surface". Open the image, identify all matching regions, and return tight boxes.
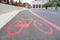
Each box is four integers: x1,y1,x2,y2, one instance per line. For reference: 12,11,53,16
0,3,24,15
0,8,60,40
0,3,25,29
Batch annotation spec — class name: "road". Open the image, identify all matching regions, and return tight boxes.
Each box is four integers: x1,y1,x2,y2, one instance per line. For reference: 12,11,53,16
0,8,60,40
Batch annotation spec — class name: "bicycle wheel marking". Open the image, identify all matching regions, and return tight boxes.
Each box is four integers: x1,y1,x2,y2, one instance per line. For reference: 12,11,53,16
34,21,53,35
7,20,24,36
31,18,53,35
7,17,31,36
29,10,60,31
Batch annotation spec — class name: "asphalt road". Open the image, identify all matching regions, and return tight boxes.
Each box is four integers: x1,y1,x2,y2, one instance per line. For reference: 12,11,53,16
0,8,60,40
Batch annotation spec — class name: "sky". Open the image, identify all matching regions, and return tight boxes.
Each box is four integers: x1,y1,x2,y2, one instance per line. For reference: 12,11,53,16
14,0,35,4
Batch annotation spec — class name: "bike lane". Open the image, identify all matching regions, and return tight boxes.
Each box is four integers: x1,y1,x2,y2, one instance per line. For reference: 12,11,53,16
0,10,56,40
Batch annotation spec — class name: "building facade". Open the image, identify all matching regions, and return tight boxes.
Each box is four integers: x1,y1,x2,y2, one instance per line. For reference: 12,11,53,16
32,0,52,8
0,0,9,4
0,0,23,7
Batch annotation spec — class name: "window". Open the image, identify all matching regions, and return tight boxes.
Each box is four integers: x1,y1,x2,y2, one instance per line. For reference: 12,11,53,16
33,5,35,8
36,4,38,8
39,4,41,8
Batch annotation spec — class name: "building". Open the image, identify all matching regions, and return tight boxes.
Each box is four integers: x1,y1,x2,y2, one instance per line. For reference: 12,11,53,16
0,0,9,4
32,0,52,8
0,0,23,7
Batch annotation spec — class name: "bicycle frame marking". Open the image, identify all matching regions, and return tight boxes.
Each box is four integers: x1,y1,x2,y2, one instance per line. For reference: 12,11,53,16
7,17,54,36
16,24,29,28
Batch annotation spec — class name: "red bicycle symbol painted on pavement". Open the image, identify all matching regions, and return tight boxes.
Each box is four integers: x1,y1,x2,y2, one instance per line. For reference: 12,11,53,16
7,17,54,37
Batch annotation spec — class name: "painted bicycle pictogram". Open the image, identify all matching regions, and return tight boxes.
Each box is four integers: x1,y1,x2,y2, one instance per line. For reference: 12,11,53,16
7,17,54,37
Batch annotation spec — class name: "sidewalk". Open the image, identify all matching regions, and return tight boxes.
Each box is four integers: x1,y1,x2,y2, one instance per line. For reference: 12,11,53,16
0,3,26,29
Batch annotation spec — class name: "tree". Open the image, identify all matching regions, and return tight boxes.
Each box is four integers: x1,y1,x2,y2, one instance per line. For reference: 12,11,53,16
23,3,32,8
43,0,60,10
59,0,60,2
